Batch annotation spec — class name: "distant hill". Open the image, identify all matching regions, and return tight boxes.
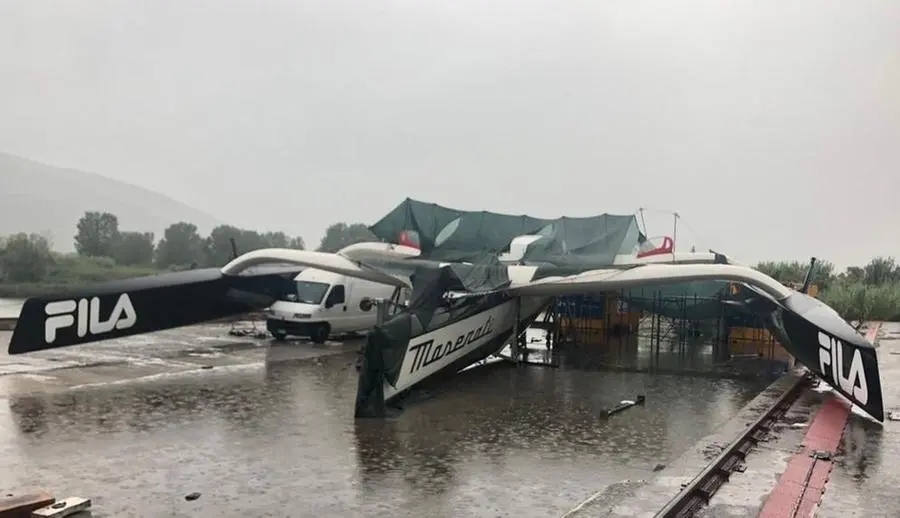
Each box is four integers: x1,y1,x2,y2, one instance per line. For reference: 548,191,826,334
0,152,225,252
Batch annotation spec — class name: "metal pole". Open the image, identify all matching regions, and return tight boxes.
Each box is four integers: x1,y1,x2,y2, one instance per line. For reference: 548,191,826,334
511,298,521,364
672,212,679,254
375,298,390,326
654,292,661,369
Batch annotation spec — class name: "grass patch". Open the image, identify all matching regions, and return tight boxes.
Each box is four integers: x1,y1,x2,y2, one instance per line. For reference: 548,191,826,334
0,255,162,298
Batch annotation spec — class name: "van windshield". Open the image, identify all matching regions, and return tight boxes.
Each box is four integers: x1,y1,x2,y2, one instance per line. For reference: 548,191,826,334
281,281,330,304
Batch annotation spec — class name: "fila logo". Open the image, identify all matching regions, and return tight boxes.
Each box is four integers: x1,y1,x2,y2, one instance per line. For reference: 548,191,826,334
818,331,868,405
44,293,137,344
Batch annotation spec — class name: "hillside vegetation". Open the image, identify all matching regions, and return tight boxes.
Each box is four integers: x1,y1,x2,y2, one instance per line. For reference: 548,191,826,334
0,152,223,252
0,210,375,298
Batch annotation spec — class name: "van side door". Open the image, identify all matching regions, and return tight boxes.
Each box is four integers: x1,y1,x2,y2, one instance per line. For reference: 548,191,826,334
323,284,348,331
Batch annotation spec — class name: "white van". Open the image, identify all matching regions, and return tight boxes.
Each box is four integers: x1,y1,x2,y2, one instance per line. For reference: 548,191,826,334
264,267,409,343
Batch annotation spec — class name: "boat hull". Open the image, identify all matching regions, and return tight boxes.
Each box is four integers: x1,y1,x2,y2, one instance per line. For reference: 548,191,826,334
355,296,550,417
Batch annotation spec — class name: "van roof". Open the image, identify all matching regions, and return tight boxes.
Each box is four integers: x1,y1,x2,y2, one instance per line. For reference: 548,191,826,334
294,268,343,283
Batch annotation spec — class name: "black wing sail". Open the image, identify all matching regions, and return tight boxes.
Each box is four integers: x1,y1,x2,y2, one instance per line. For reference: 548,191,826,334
508,263,886,422
8,246,418,355
9,267,301,354
7,248,886,423
777,292,884,421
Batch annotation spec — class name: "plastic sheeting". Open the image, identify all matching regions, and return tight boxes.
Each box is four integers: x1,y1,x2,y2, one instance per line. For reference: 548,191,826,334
369,198,639,264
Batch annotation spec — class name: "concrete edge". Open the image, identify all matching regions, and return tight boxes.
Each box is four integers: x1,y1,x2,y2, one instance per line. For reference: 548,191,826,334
0,318,15,331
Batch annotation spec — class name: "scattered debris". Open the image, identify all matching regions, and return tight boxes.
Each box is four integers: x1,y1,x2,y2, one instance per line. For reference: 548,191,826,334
227,327,268,339
809,450,833,461
0,491,55,518
227,319,268,339
701,444,725,460
31,497,91,518
184,492,201,502
606,394,646,416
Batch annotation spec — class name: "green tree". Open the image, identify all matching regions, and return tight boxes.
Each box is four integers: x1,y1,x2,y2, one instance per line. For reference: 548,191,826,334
204,226,306,266
0,233,54,282
841,266,865,283
288,236,305,249
203,225,244,266
155,222,204,268
316,222,377,252
260,231,288,248
755,259,834,289
260,231,304,249
112,231,155,266
74,211,121,257
863,256,897,285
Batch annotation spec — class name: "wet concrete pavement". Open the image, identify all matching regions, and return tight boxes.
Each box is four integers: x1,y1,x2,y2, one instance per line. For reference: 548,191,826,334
685,322,900,518
570,372,806,518
815,321,900,518
0,298,21,319
0,322,775,517
0,298,21,330
693,380,833,517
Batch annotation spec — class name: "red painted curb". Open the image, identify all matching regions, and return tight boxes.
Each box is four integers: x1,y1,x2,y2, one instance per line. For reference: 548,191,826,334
758,396,850,518
758,322,880,517
864,321,881,344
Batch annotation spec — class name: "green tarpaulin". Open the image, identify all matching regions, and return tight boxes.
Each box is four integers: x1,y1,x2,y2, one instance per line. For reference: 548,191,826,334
369,198,742,321
369,198,639,264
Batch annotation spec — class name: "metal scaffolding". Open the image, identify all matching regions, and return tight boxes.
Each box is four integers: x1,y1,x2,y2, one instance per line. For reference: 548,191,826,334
535,290,792,379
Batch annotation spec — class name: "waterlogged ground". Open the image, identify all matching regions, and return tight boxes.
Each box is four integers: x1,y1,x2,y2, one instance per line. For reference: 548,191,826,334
816,321,900,518
0,298,21,319
0,324,771,517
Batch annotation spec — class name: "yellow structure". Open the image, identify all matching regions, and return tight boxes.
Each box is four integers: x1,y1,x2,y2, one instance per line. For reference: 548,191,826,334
557,293,642,344
726,280,820,366
727,326,795,367
555,281,817,366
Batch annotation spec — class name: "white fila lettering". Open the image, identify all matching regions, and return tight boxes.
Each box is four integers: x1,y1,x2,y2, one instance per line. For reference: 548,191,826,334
818,331,868,405
44,293,137,344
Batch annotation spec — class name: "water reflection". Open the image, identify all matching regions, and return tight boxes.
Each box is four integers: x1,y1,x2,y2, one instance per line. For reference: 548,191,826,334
355,418,460,498
840,413,884,483
7,366,275,440
2,345,768,517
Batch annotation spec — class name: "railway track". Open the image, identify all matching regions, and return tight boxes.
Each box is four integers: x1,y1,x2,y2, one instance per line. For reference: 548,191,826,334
654,373,811,517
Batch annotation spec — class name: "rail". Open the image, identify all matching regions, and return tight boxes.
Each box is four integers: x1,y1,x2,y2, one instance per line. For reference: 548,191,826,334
654,373,810,517
0,318,16,331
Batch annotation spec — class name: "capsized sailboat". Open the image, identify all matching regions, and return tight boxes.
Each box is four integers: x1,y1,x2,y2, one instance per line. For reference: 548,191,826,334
7,242,884,422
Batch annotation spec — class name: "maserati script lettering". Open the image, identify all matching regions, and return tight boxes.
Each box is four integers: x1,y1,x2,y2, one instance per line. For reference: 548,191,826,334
408,316,495,374
818,331,868,405
44,293,138,344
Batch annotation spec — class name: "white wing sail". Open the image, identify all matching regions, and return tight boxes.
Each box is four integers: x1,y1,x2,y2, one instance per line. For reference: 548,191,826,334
221,247,412,289
507,263,792,301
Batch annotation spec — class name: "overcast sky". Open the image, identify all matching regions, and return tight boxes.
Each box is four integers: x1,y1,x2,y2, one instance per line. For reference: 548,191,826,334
0,0,897,268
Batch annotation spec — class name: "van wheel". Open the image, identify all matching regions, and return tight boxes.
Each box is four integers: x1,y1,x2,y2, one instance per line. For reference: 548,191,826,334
311,323,330,344
267,321,288,341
